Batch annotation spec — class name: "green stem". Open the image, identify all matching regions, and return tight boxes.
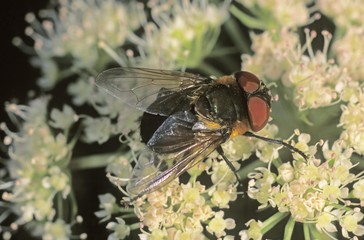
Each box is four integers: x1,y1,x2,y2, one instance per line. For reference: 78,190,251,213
197,62,224,77
121,213,138,219
303,223,311,240
230,5,266,30
57,192,64,220
271,158,283,169
69,189,78,219
261,211,289,233
130,223,141,231
309,223,332,240
68,125,83,150
119,208,135,213
283,217,296,240
224,17,251,54
69,153,116,170
209,46,239,58
59,68,77,80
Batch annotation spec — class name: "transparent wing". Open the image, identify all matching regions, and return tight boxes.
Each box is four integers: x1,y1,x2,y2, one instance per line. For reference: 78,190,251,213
95,67,211,116
126,111,227,198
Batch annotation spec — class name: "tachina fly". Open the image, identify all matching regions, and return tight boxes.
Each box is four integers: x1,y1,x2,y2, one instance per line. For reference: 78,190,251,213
96,67,307,200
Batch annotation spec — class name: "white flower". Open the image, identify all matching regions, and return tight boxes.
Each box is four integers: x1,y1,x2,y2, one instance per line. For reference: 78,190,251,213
67,77,95,106
81,117,115,144
43,219,71,240
236,0,313,29
242,29,299,81
95,193,118,222
207,211,236,238
333,27,364,82
105,156,133,184
15,0,144,88
106,217,131,240
133,0,229,69
317,0,364,29
49,105,78,130
1,97,73,236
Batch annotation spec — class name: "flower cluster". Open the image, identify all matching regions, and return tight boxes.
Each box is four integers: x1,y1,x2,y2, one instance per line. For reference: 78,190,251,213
319,0,364,156
244,137,364,239
317,0,364,29
65,73,141,144
0,98,84,238
242,28,350,110
333,27,364,82
233,0,315,30
339,88,364,155
132,157,238,239
129,0,230,69
13,0,144,89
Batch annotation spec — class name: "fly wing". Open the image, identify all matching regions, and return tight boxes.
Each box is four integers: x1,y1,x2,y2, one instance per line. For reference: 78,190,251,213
126,111,228,198
95,67,211,116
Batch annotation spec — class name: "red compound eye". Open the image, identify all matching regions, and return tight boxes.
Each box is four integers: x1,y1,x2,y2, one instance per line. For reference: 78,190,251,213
247,96,270,132
236,71,261,93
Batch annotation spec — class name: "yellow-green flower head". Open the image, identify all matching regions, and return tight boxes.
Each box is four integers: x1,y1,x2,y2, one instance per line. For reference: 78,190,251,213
95,193,118,222
14,0,143,89
242,29,299,82
246,136,364,239
1,98,77,237
43,219,71,240
353,179,364,203
206,211,236,238
130,154,241,238
237,0,312,29
106,217,131,240
333,27,364,82
317,0,364,29
243,29,350,110
239,219,263,240
339,90,364,155
137,0,230,69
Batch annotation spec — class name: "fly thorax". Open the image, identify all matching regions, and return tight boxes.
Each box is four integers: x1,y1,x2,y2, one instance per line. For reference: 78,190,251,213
194,84,247,125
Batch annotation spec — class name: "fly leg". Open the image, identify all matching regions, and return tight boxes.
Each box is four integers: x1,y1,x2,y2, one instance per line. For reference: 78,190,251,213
216,146,241,182
243,131,308,160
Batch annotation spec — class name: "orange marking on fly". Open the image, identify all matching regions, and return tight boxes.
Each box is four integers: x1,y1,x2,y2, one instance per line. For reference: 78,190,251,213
198,117,223,130
216,75,236,86
229,120,249,139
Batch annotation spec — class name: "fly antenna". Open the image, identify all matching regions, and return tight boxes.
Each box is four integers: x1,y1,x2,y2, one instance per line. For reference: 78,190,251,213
243,131,308,160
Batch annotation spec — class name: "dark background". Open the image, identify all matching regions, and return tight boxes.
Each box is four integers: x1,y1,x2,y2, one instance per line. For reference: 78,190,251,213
0,1,47,122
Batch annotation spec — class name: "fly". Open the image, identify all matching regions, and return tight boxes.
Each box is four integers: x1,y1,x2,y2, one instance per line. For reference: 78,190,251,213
96,67,307,200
